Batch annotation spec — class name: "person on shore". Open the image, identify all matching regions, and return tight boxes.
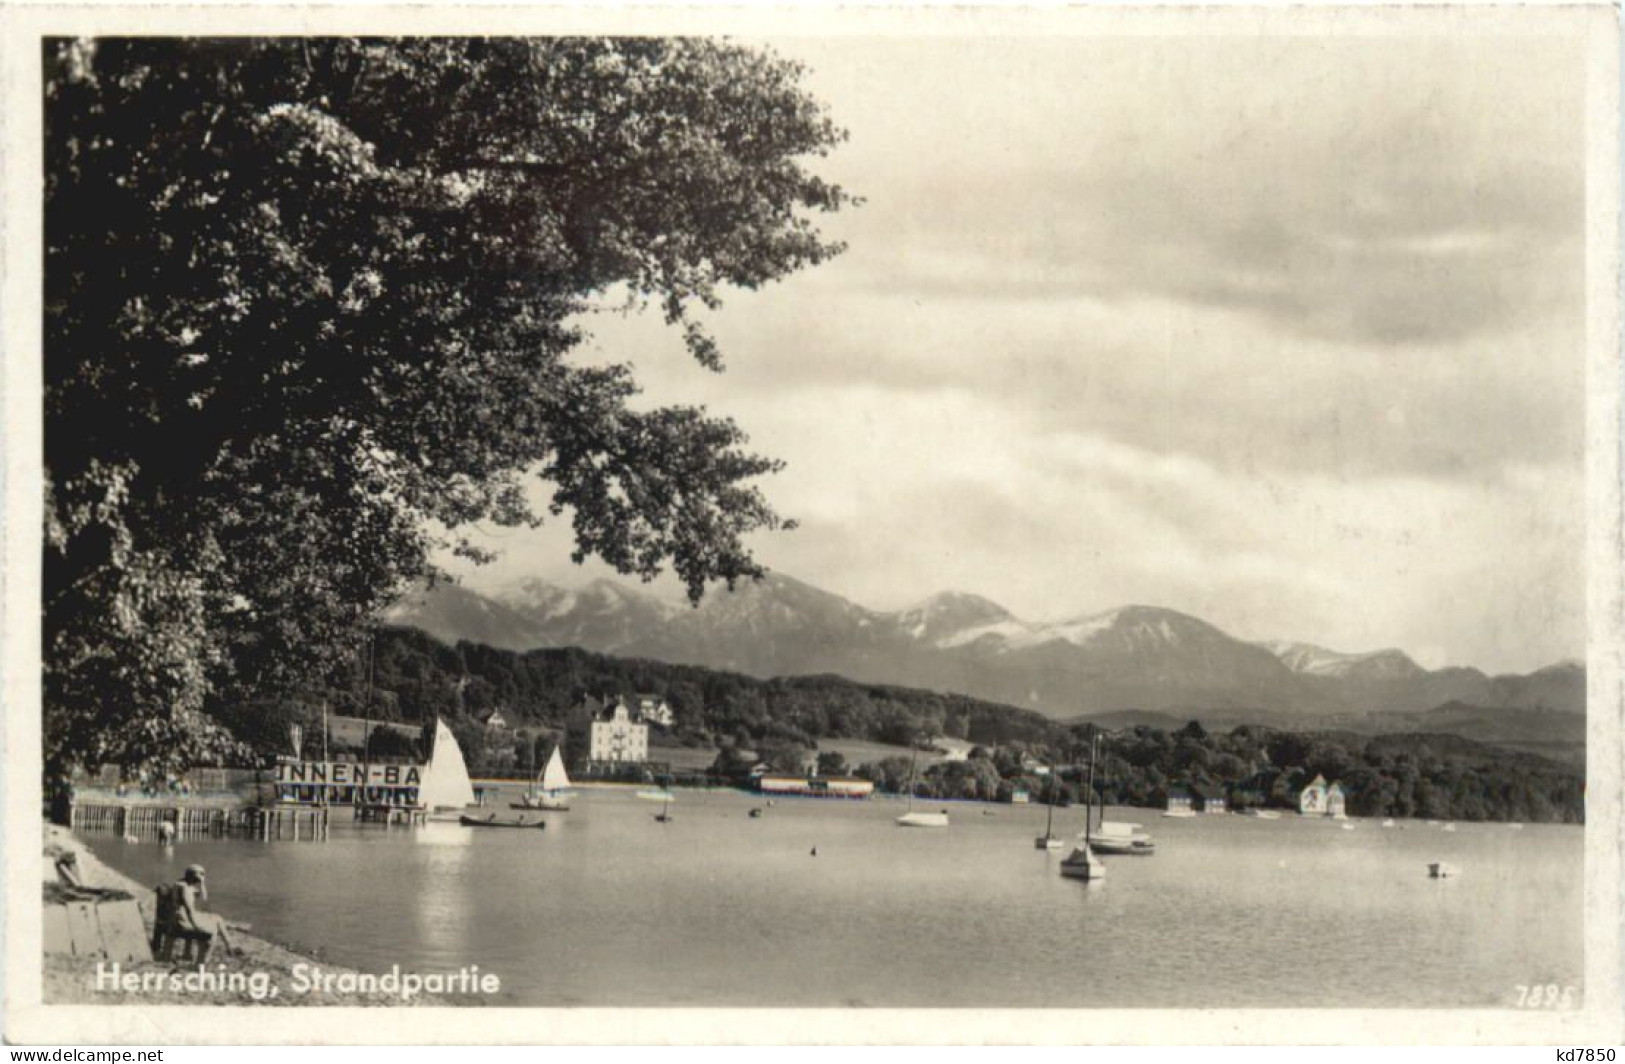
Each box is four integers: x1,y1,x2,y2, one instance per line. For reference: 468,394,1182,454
154,865,215,965
48,776,72,827
53,851,122,900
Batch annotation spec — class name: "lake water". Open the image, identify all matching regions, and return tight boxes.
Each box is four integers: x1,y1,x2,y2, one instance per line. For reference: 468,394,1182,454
89,788,1584,1008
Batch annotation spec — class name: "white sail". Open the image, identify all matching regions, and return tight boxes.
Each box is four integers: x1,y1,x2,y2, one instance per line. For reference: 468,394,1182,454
539,746,571,793
421,719,477,810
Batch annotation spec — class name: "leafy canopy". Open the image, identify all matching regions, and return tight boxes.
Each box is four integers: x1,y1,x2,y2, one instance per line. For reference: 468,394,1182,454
44,37,853,772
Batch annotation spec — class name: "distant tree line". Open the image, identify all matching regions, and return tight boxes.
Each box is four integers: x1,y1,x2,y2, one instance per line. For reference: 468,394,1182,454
212,628,1584,823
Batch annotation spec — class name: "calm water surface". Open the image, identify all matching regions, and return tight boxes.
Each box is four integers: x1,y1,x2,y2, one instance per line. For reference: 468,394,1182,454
90,789,1583,1007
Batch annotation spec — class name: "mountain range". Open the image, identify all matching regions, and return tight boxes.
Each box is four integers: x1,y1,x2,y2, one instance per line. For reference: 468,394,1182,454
386,573,1586,730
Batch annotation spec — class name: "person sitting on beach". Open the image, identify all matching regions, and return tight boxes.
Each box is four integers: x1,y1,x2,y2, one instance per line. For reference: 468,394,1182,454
54,851,87,890
52,851,123,901
153,865,215,965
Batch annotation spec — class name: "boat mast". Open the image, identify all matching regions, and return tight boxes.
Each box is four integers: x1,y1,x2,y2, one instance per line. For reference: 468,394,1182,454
905,741,919,812
1084,733,1097,847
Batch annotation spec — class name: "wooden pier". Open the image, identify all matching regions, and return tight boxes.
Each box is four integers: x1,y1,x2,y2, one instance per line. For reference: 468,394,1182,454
69,802,331,841
354,804,427,826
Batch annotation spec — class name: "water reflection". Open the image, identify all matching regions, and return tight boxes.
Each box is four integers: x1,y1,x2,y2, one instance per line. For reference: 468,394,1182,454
87,791,1584,1008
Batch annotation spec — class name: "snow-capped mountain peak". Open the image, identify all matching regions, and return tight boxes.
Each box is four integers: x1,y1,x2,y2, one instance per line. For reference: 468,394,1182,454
1262,640,1423,679
893,591,1015,644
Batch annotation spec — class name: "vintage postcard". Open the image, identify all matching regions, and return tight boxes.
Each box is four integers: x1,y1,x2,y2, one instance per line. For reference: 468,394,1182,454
3,3,1621,1046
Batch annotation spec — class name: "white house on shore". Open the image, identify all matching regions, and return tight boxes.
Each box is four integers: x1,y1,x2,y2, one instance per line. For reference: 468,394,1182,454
635,694,675,728
1295,774,1349,817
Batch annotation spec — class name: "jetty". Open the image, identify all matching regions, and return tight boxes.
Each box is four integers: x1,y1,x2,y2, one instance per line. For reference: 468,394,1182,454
70,801,331,841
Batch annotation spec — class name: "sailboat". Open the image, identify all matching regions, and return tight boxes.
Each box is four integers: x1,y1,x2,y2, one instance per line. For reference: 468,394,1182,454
638,787,677,823
421,718,478,820
1059,735,1106,881
1034,788,1064,850
896,743,948,828
512,745,572,811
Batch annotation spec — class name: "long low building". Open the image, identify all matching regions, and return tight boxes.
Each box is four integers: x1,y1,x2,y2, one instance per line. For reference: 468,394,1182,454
754,774,875,799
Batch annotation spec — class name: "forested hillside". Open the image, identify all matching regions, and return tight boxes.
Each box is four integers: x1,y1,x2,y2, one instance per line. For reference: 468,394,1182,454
210,628,1584,824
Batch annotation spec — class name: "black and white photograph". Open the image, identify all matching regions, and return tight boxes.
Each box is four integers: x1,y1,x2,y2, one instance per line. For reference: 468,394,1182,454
4,4,1621,1046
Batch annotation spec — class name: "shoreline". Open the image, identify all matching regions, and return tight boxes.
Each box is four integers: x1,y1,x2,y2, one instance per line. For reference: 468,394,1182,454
41,824,474,1007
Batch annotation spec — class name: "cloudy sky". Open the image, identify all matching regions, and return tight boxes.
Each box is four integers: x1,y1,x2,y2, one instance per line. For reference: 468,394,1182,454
450,33,1589,675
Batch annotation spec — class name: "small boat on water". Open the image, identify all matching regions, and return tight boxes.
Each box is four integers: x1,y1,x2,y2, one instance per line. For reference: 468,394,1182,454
1382,819,1397,828
1340,823,1356,831
1060,733,1108,881
511,746,573,811
638,788,677,823
1428,861,1461,879
748,807,763,819
1249,810,1281,821
1091,820,1155,855
1059,839,1106,881
460,814,545,830
422,718,480,821
1507,822,1525,830
896,745,948,828
1442,822,1458,833
1035,796,1064,850
1161,809,1196,819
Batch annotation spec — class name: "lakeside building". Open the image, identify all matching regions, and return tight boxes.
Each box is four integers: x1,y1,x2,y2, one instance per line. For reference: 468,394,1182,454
754,774,875,799
1326,781,1348,818
587,695,649,764
1296,774,1330,815
1192,783,1227,814
635,694,676,728
1162,787,1194,815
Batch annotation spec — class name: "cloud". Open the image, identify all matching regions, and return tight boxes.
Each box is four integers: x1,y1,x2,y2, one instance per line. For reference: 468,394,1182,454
783,34,1585,347
447,33,1589,675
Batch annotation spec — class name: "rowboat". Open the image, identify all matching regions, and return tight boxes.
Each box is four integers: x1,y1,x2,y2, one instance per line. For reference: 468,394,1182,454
459,814,545,830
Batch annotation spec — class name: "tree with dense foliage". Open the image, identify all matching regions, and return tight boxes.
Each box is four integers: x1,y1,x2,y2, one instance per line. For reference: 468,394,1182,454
44,37,853,773
815,750,849,776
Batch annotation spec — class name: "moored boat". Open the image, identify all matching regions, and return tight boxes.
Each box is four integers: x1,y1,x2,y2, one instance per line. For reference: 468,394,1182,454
1249,810,1281,820
638,788,677,823
459,814,545,830
1035,792,1063,849
1060,732,1108,881
1091,820,1155,855
512,746,573,811
1428,861,1461,879
1059,839,1106,880
895,745,948,828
